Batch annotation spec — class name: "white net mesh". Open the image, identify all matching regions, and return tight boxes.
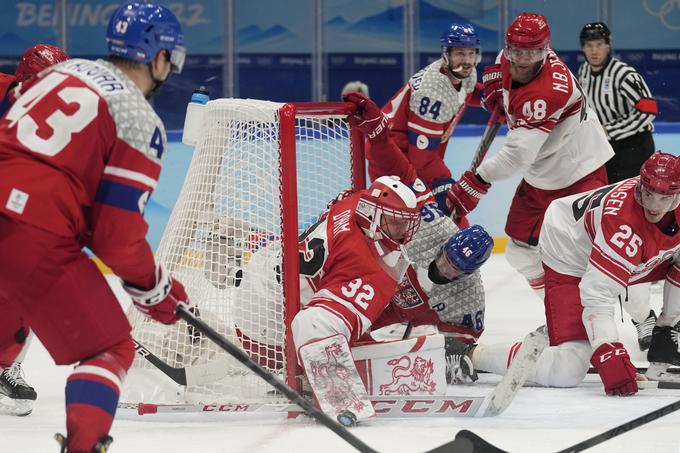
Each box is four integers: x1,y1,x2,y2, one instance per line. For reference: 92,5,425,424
122,99,360,405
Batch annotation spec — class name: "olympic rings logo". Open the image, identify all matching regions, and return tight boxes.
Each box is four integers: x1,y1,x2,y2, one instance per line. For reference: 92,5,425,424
644,0,680,30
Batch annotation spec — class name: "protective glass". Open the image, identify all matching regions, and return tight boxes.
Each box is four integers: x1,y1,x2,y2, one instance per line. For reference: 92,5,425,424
504,46,548,63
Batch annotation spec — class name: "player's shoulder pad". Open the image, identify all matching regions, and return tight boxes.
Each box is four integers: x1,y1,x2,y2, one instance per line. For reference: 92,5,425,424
408,60,460,123
511,61,574,125
55,58,166,162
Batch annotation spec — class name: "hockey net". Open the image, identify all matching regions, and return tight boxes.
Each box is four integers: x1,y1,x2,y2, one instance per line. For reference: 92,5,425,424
121,99,364,407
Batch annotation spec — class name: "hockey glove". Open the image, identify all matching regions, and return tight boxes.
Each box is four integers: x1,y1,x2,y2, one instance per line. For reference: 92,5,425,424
123,264,188,325
446,171,490,219
590,342,638,396
431,177,456,216
344,92,390,141
481,64,504,115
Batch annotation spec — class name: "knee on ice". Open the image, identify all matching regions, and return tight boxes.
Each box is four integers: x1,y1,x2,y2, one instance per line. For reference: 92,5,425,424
535,341,590,388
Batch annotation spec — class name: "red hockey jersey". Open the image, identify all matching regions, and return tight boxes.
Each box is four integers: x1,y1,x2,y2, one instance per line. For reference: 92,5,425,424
381,59,480,186
0,59,166,288
298,192,411,343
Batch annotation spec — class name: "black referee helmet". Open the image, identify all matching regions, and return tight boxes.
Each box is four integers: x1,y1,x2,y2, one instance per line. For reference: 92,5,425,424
579,22,611,46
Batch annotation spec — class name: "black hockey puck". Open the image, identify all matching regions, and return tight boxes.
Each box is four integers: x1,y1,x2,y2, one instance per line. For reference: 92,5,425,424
336,410,357,427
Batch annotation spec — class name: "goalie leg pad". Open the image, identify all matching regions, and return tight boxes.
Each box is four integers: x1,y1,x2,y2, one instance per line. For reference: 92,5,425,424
351,334,447,396
298,334,375,422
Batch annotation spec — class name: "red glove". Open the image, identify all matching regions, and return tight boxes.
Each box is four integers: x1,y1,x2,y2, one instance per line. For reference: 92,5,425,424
343,92,389,141
123,264,189,325
590,342,638,396
481,64,504,115
446,171,490,220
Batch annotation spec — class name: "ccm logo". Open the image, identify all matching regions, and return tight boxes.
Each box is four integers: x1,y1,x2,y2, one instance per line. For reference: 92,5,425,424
599,348,626,363
373,398,475,415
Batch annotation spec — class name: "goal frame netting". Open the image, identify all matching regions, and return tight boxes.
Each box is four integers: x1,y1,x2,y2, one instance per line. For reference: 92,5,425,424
122,99,365,407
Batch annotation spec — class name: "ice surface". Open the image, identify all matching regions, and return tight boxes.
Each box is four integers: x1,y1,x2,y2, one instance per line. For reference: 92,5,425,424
5,255,680,453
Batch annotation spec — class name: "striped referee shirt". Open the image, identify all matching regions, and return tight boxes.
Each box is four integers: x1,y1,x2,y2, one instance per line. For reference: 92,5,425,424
577,57,657,141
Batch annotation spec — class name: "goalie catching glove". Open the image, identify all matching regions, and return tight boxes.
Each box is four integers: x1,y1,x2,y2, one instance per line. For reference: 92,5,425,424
123,264,189,325
343,92,390,141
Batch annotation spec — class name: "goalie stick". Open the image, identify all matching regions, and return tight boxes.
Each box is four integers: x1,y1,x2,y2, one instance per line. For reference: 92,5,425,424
123,379,680,418
174,304,546,452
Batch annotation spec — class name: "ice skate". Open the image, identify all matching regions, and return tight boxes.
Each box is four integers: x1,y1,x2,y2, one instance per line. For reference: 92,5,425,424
0,362,37,416
444,337,478,384
55,433,114,453
646,322,680,383
632,309,656,351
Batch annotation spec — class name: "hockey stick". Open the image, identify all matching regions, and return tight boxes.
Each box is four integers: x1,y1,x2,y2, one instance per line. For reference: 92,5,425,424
553,397,680,453
451,108,504,221
467,108,504,173
451,396,680,453
132,339,231,387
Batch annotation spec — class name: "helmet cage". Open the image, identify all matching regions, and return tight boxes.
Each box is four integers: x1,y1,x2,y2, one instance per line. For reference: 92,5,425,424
355,177,421,251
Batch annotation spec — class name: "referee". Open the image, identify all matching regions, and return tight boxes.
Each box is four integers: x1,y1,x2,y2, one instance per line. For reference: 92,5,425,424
577,22,658,183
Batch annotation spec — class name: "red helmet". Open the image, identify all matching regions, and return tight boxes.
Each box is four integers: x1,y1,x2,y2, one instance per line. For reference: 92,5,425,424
639,151,680,195
506,12,550,49
355,176,421,251
635,151,680,216
15,44,69,82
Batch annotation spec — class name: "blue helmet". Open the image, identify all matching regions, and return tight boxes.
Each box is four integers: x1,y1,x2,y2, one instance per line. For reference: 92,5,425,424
106,2,185,74
440,22,481,64
443,225,493,274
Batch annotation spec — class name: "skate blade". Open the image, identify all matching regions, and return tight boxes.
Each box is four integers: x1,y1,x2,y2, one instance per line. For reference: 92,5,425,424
646,362,680,383
0,394,34,416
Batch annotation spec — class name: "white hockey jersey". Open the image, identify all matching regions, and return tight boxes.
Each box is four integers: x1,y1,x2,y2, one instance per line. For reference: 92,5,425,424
476,50,613,190
540,178,680,344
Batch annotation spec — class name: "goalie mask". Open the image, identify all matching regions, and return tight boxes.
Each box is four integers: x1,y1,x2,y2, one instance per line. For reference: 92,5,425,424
355,176,421,251
635,151,680,223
